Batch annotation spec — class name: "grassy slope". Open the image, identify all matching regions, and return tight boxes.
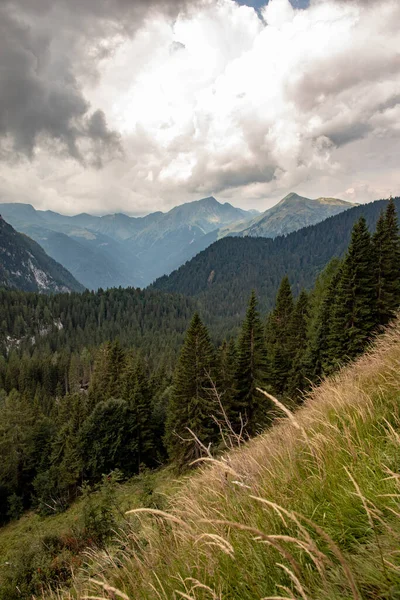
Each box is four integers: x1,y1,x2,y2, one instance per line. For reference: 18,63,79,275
55,319,400,600
0,470,180,596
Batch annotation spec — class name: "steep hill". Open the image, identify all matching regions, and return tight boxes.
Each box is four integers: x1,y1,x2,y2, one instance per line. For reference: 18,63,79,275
221,192,354,238
47,317,400,600
0,216,84,293
0,198,254,289
153,196,399,330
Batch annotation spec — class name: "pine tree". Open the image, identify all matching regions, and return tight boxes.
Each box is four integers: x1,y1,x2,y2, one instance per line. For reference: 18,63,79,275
165,313,217,468
234,291,269,436
88,340,125,409
373,198,400,326
329,217,376,362
302,265,341,383
106,340,126,399
218,338,237,422
123,355,156,471
265,276,294,396
286,290,309,398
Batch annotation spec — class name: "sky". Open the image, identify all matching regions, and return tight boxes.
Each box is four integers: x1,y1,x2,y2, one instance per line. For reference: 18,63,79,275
0,0,399,216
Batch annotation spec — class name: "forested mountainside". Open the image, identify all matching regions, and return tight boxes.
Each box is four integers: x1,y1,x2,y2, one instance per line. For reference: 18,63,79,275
1,198,400,600
153,196,400,328
0,216,84,293
220,192,354,238
0,287,195,368
0,197,253,289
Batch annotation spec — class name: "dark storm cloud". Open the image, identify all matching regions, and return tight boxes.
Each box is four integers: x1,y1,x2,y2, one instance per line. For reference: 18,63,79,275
0,0,201,163
327,122,372,147
0,7,120,164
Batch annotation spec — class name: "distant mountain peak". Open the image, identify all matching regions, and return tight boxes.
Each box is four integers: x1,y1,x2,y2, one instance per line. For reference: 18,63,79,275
199,196,218,204
220,192,354,240
281,192,303,202
279,192,352,207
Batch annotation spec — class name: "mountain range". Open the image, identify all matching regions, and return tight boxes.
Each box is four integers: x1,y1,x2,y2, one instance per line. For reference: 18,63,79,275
0,193,353,290
0,215,84,293
0,198,253,289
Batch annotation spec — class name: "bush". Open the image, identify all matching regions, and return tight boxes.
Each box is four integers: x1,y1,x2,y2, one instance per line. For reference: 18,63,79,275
6,494,24,521
0,534,83,600
32,466,73,516
80,471,122,547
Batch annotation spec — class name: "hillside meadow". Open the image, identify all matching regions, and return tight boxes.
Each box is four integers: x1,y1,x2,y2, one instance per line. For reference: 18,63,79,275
42,317,400,600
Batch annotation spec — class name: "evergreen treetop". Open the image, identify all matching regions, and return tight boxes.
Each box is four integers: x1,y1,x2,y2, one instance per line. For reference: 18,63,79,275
165,313,217,468
265,277,294,396
234,291,270,436
373,198,400,326
329,217,377,361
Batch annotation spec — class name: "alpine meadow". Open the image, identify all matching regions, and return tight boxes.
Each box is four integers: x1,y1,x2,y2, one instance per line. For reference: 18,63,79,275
1,0,400,599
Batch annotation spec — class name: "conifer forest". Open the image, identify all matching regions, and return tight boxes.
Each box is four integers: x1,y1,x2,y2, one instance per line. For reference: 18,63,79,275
1,198,400,528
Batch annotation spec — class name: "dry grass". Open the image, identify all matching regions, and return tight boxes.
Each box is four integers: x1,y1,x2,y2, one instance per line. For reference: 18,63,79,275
50,319,400,600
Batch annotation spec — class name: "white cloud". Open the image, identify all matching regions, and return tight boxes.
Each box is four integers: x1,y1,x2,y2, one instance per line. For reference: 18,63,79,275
0,0,399,215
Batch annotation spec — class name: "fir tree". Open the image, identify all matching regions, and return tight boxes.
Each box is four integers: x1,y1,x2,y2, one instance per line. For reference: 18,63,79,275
286,290,309,398
265,276,294,396
106,340,126,399
234,291,269,436
165,313,217,468
88,340,125,409
302,266,341,383
329,217,376,362
123,355,156,471
218,338,237,422
373,198,400,326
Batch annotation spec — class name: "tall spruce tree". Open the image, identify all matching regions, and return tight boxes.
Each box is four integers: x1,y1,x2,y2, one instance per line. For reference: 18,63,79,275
88,340,126,409
329,217,376,362
234,291,269,436
218,338,238,423
122,355,156,471
165,313,217,468
302,265,342,384
265,276,294,396
373,198,400,326
286,290,309,399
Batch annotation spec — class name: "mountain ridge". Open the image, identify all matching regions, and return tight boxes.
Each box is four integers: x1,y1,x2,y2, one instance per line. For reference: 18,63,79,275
221,192,354,239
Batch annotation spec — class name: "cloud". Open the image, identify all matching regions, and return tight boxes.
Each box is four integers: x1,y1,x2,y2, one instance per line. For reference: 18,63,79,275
0,0,203,164
119,0,398,206
0,0,399,214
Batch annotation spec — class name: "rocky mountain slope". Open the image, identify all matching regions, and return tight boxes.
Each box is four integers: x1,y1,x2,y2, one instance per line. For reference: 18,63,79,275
0,216,84,293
